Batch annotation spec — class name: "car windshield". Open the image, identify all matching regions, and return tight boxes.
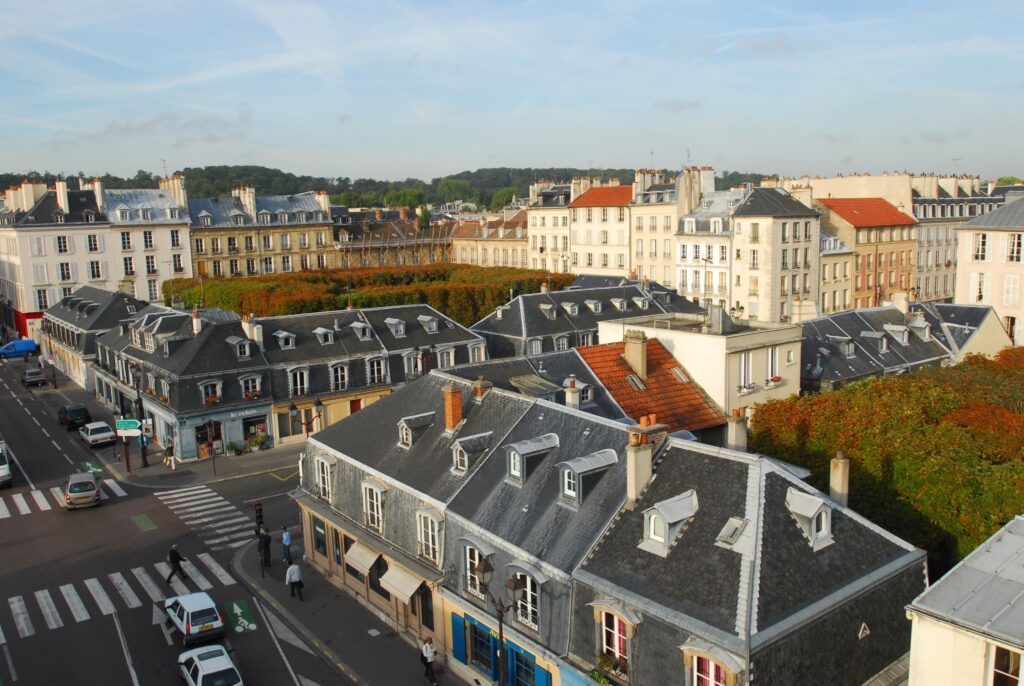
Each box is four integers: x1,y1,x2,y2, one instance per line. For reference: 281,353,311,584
68,482,95,493
190,608,219,625
90,427,109,435
69,408,89,419
25,371,41,377
200,668,241,686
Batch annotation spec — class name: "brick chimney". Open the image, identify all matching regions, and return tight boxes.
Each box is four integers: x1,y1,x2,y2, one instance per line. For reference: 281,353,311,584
443,383,463,431
399,207,409,221
830,449,850,507
375,208,383,220
623,329,648,380
315,189,331,215
625,415,668,508
564,374,581,409
472,376,493,403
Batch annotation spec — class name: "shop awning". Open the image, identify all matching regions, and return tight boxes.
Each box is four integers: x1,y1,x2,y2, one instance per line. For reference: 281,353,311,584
380,566,424,603
345,541,380,575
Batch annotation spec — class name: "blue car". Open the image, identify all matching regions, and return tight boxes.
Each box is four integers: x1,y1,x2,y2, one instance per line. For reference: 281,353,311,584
0,340,38,359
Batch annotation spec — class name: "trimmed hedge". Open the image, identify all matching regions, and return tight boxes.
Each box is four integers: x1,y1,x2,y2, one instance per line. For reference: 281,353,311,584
749,347,1024,575
162,265,574,326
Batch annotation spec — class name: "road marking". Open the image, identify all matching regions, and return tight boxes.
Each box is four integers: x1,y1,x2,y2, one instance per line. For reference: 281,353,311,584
30,490,51,511
7,390,14,398
112,612,141,686
154,485,211,499
50,439,60,450
178,506,238,523
49,486,65,508
108,573,142,609
11,493,30,515
151,603,174,646
181,561,213,591
8,596,34,638
166,495,225,510
102,479,127,497
197,553,236,586
31,417,40,427
217,539,252,551
129,514,157,532
266,610,315,655
40,428,49,437
131,567,164,603
159,490,219,505
34,590,63,630
84,578,115,616
153,563,190,596
204,530,254,545
1,644,15,682
61,452,74,465
4,444,34,491
174,501,232,516
0,615,4,645
252,597,300,686
16,399,23,406
268,470,300,482
199,517,251,533
0,498,9,519
59,584,91,623
99,488,109,501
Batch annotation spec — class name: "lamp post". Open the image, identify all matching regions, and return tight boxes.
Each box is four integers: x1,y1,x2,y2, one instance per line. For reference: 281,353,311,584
289,397,324,437
476,558,526,686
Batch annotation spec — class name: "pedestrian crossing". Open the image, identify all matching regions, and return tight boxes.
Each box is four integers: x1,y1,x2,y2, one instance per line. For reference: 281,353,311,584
154,485,255,551
0,479,128,519
0,555,236,644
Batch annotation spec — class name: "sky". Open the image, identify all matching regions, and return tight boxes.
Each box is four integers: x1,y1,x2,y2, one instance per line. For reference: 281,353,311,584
1,0,1021,182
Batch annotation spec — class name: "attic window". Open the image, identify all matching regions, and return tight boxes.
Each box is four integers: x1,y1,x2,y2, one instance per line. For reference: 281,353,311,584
585,300,602,313
399,425,413,448
670,368,687,383
313,327,334,345
845,342,855,357
418,314,438,333
350,321,371,341
539,303,557,320
626,374,647,392
296,211,306,222
610,298,628,311
638,490,699,557
84,210,95,223
557,449,618,505
118,209,129,221
509,450,523,478
397,412,435,449
277,211,289,224
785,487,834,551
505,433,559,483
563,470,577,498
385,317,406,337
237,342,250,358
561,302,579,316
632,297,649,310
715,517,748,548
273,330,296,350
201,216,212,227
453,445,468,471
258,211,271,224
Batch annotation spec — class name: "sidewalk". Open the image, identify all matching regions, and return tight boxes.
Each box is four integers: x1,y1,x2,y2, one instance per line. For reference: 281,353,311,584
29,360,302,488
233,540,469,686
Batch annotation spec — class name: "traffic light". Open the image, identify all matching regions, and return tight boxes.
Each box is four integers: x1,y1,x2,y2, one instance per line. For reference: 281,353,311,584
253,501,263,527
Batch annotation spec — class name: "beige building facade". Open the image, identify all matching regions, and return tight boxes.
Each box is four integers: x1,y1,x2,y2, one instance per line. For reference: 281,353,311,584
819,233,854,314
525,181,574,273
451,210,528,268
630,167,709,288
568,182,633,277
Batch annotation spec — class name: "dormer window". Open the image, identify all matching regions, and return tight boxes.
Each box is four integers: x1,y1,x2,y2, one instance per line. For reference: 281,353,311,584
84,210,95,223
385,317,406,337
610,298,627,311
561,302,579,316
350,321,371,342
277,211,288,224
846,342,855,357
632,297,649,310
315,211,325,221
399,424,413,448
118,209,130,221
585,299,602,313
140,208,151,221
685,218,696,233
563,470,577,498
539,303,557,320
238,342,250,358
227,335,250,359
638,490,699,557
509,450,523,478
313,327,334,345
200,380,223,405
273,330,296,349
418,314,438,333
168,208,179,219
235,215,245,226
397,412,435,448
453,445,468,471
648,513,666,542
258,211,271,225
201,215,212,227
785,487,834,551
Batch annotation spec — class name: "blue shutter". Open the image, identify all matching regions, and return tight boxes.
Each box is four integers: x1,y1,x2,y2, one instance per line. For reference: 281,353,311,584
451,614,467,664
534,665,552,686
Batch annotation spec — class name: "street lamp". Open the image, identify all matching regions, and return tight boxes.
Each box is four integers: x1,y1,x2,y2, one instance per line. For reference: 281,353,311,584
289,397,324,436
128,363,149,468
476,557,526,686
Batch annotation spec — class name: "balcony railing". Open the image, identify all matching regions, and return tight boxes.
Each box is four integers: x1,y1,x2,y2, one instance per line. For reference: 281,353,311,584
203,395,222,405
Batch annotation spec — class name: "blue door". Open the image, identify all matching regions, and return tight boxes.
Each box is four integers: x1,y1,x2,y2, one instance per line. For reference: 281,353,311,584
451,614,467,664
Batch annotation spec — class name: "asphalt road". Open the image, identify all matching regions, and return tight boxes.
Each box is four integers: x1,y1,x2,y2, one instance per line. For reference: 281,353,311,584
0,357,338,685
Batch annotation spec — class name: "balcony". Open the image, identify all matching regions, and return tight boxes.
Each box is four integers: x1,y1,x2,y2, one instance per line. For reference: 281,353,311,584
124,270,136,277
228,246,239,253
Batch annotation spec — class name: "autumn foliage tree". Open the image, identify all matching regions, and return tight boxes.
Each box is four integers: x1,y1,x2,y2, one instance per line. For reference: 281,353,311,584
749,348,1024,575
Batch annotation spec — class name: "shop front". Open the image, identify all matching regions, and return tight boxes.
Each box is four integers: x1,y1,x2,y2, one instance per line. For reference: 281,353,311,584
169,404,272,462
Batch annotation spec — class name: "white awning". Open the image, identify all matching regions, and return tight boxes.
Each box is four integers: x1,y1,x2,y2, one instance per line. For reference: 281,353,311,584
380,566,424,603
345,541,380,575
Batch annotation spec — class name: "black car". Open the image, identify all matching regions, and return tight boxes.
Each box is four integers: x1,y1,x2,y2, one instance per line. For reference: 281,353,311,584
58,404,92,430
20,369,47,387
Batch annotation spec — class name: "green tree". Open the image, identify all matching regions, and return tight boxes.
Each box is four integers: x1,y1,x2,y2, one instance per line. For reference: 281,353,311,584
436,178,474,203
996,176,1023,186
418,207,430,229
490,187,519,211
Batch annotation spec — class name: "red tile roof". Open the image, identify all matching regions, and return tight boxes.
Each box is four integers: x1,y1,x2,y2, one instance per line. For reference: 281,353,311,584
568,185,633,208
577,338,726,432
818,198,916,227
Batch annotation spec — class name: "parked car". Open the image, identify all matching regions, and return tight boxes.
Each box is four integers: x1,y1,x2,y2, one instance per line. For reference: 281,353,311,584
177,644,242,686
0,442,11,489
58,404,92,430
20,369,47,387
79,422,116,447
165,593,226,646
0,340,38,359
64,472,100,509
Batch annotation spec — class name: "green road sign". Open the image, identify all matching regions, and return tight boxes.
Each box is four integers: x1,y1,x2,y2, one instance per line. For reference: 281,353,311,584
80,460,103,473
228,600,258,633
115,419,141,430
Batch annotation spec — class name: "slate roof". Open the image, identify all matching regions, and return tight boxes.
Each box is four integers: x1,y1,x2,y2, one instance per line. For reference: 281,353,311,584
819,198,917,227
310,373,533,502
579,440,922,650
104,189,186,224
15,190,105,225
679,189,744,233
961,197,1024,229
450,212,527,240
908,302,997,353
532,185,571,208
732,187,818,218
46,287,148,331
188,191,327,229
256,309,383,365
910,515,1024,649
576,338,726,432
568,186,633,208
989,185,1024,199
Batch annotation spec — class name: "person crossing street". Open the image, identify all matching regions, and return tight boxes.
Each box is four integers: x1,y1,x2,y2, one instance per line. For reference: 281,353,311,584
165,544,190,584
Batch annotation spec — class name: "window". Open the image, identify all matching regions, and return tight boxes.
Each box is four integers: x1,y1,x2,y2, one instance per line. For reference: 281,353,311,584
648,513,665,542
362,485,383,532
766,346,779,380
738,351,752,387
369,358,386,384
59,263,72,281
528,339,542,355
148,280,158,301
1010,234,1023,263
123,257,135,276
56,235,69,253
194,238,205,254
315,459,331,499
263,256,274,273
515,574,539,630
282,255,292,272
289,368,308,396
213,261,223,276
35,289,49,310
173,254,184,272
87,234,99,252
509,450,522,479
399,424,413,448
602,612,629,670
453,445,468,471
563,469,577,498
416,513,439,564
465,546,485,598
146,255,156,274
263,235,273,250
973,233,988,261
555,336,568,352
331,364,347,391
120,232,132,250
143,231,154,249
241,376,259,397
170,230,180,248
200,381,221,403
245,236,255,251
437,349,453,368
693,656,727,686
88,261,101,280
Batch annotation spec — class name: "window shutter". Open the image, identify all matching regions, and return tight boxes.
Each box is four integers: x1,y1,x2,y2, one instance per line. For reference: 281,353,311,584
450,615,467,664
999,235,1007,264
533,665,552,686
969,273,979,302
98,235,106,251
1004,275,1019,307
101,261,109,281
982,273,991,301
70,263,78,281
53,237,61,252
32,264,43,283
67,236,75,254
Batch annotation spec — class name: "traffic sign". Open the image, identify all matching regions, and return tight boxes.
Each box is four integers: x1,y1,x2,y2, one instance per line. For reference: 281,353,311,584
116,419,141,430
117,429,142,438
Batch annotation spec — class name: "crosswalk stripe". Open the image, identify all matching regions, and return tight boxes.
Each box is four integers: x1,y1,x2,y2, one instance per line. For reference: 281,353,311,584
153,562,189,596
59,584,90,623
131,567,164,603
178,506,237,522
199,517,251,533
197,553,236,586
181,562,213,591
0,497,9,519
30,490,51,511
49,486,66,508
204,529,254,545
154,485,211,499
102,479,127,497
99,488,109,501
8,596,34,638
167,496,226,511
108,573,142,609
34,590,63,630
214,539,252,551
84,578,115,616
11,493,30,515
161,491,219,506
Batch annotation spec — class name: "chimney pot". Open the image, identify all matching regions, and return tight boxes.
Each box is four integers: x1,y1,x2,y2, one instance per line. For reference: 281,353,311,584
443,383,463,431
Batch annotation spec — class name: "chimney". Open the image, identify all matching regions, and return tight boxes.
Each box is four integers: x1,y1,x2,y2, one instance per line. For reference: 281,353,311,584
623,329,648,380
443,383,463,431
540,282,549,294
232,186,256,219
565,374,581,409
495,307,504,320
54,178,69,214
192,307,202,335
315,189,331,215
726,410,747,452
399,207,409,221
160,174,188,209
472,376,493,403
626,416,668,507
91,177,104,211
830,449,850,507
375,208,383,220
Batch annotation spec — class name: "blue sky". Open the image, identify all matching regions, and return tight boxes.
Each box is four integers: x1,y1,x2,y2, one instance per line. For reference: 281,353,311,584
1,0,1021,181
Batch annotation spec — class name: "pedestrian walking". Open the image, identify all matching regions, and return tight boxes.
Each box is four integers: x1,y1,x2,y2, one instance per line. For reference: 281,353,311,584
285,562,303,601
259,527,272,568
281,526,292,565
422,636,439,685
165,544,190,584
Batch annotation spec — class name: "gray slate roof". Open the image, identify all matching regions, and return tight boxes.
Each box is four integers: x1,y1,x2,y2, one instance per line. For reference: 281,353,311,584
45,287,150,356
14,190,105,225
911,515,1024,648
733,187,819,218
680,189,744,234
962,197,1024,229
909,302,995,353
188,191,327,229
104,189,185,224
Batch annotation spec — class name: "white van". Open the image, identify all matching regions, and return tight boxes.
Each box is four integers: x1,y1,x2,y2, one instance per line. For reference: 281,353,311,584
0,442,11,488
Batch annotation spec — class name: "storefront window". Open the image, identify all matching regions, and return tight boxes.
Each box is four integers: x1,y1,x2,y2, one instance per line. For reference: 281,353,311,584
343,535,366,582
416,585,434,631
369,557,391,600
195,421,223,458
333,529,342,566
469,622,495,676
311,515,326,556
511,649,537,686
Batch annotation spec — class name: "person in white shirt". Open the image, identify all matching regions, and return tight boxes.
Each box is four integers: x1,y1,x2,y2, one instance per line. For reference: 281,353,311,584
285,562,303,601
422,636,438,685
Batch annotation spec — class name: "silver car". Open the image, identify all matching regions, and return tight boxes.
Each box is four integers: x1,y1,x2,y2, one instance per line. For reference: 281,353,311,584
79,421,116,447
64,472,100,509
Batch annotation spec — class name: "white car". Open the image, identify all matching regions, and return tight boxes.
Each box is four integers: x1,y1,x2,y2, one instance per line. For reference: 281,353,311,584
165,592,226,646
177,644,242,686
79,421,116,447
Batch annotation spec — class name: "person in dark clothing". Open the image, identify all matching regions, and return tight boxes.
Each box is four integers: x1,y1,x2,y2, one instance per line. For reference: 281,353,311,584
259,528,272,568
165,544,190,584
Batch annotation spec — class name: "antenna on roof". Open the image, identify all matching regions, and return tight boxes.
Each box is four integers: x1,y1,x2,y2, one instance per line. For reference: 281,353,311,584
161,158,168,179
686,148,691,167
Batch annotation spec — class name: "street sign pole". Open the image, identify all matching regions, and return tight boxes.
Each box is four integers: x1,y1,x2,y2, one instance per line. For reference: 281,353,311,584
121,416,132,473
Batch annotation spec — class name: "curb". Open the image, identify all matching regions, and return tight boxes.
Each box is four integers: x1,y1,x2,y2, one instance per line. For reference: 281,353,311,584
230,542,366,686
110,464,296,491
